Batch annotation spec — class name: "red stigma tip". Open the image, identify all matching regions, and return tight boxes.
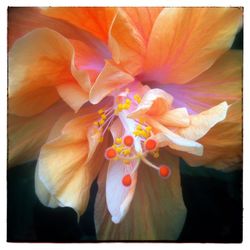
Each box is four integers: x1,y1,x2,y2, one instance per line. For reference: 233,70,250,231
122,175,132,187
159,165,171,178
145,138,157,151
123,135,134,147
105,147,117,160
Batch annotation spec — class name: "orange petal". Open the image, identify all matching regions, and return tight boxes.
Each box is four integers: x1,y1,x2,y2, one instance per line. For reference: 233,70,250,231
89,61,134,104
36,113,106,215
177,102,228,141
95,152,187,240
7,101,71,168
147,117,203,156
9,28,90,116
128,88,173,119
144,8,242,84
8,7,107,50
122,7,163,44
109,8,146,76
42,7,117,43
178,101,242,170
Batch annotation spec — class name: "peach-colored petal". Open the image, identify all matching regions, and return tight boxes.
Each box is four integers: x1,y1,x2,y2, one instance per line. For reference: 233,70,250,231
36,113,106,215
177,101,242,170
42,7,117,43
56,82,89,113
106,160,138,223
9,28,90,116
109,9,146,76
143,8,242,84
95,152,187,240
156,108,190,128
128,88,173,119
177,102,228,141
147,117,203,156
7,102,72,168
89,61,134,104
163,50,242,114
35,166,59,208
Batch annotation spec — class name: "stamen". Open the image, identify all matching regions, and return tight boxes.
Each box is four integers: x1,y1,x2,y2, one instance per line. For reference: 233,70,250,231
159,165,171,178
123,135,134,147
122,174,132,187
105,147,117,160
144,138,157,151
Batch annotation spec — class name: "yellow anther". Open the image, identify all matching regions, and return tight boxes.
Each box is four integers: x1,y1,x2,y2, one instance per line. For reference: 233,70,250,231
93,121,99,126
134,94,141,103
99,136,104,143
99,119,105,125
101,114,107,120
136,125,142,130
116,147,123,153
115,138,122,144
98,109,104,114
125,98,131,104
123,159,131,165
139,117,145,123
123,103,130,110
153,152,159,158
118,103,123,111
145,126,152,132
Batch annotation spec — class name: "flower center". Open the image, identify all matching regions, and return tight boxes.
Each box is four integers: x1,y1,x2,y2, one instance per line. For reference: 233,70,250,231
93,87,172,187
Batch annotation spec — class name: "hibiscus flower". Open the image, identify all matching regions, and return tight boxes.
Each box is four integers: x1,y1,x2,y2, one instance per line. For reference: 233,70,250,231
8,7,243,240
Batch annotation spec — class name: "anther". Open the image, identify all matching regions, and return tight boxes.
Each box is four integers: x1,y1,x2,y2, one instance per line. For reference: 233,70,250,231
145,138,157,151
122,175,132,187
123,135,134,147
159,165,171,178
105,147,117,160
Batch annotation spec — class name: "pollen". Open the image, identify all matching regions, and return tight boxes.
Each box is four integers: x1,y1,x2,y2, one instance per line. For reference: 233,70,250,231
122,175,132,187
145,138,157,151
123,135,134,147
99,119,105,125
115,137,122,144
159,165,171,178
101,114,107,120
105,147,117,160
134,94,141,104
98,109,104,114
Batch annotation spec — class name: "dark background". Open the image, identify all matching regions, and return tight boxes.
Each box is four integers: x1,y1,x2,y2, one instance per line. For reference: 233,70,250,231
7,28,243,243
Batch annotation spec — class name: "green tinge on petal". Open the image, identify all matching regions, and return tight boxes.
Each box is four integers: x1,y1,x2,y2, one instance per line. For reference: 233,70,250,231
94,151,187,240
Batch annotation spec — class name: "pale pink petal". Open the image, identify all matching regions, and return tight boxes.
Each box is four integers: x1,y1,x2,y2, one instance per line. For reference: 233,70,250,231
106,160,139,223
147,117,203,156
128,88,173,119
